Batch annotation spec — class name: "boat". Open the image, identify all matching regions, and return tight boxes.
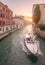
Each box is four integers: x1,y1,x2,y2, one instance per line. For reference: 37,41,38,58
22,33,43,55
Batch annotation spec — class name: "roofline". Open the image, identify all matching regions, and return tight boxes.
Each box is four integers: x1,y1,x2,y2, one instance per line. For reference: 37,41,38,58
0,1,13,13
33,3,45,6
0,1,5,6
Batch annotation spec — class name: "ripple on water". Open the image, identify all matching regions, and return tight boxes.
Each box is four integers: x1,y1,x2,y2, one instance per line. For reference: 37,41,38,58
0,25,45,65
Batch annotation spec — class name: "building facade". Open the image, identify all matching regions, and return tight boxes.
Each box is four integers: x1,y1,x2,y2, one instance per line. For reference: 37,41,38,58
0,2,13,33
13,16,25,29
33,4,45,24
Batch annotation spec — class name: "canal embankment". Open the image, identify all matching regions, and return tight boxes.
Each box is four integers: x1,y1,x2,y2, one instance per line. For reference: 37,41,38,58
32,24,45,39
0,25,26,40
33,24,45,39
0,25,45,65
0,29,17,40
35,28,45,39
0,32,9,40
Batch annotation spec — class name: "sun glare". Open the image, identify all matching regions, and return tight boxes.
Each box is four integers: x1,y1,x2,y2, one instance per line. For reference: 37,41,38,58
28,18,32,22
24,16,32,22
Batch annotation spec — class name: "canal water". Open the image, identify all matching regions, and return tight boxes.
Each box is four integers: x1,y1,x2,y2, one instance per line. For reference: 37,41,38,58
0,25,45,65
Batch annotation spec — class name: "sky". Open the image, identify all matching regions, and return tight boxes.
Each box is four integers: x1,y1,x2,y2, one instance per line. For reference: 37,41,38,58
0,0,45,16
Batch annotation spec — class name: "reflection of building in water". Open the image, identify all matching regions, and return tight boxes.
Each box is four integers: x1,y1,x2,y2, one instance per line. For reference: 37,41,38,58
33,4,45,24
0,2,13,33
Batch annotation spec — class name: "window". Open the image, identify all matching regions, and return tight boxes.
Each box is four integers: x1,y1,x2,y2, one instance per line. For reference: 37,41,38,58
0,6,3,10
0,21,5,25
0,21,1,25
3,7,5,10
0,28,1,31
0,13,5,18
6,9,9,13
6,15,10,19
0,13,2,17
6,27,8,31
2,14,5,18
3,7,5,12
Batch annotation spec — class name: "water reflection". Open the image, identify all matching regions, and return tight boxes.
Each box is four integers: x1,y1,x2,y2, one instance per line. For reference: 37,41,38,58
20,25,43,55
0,25,45,65
20,25,45,64
27,54,38,63
0,35,12,65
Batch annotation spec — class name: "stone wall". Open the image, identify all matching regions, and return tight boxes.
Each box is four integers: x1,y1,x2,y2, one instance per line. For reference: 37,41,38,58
35,27,45,39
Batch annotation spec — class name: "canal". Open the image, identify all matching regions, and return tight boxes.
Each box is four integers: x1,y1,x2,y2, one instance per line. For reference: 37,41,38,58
0,25,45,65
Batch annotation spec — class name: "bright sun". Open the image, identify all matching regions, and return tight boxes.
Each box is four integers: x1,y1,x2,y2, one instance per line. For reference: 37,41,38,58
28,18,32,22
24,16,32,22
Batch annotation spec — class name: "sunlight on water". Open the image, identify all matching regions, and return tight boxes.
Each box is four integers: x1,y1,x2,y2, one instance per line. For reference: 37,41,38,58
0,25,45,65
